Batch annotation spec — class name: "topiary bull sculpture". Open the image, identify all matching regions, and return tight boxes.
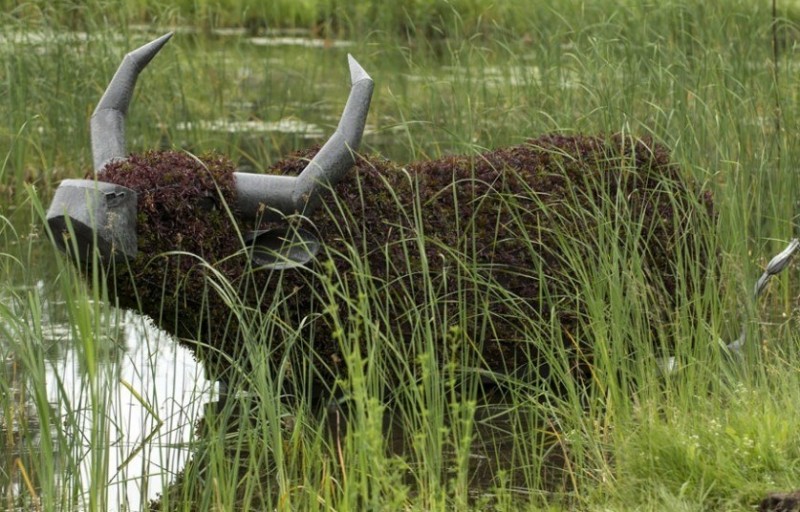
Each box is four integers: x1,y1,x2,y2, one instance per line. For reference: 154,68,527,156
47,34,715,391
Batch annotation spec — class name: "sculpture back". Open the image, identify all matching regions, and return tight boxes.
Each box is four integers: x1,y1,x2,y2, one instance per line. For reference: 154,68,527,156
91,134,714,388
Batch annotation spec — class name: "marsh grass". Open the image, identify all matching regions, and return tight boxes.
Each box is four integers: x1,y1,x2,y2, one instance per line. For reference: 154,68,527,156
1,192,213,511
0,197,103,509
2,0,800,510
2,0,597,40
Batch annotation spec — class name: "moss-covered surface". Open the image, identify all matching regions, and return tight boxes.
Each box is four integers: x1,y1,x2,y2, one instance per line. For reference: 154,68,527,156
259,134,715,386
93,135,714,387
96,150,244,376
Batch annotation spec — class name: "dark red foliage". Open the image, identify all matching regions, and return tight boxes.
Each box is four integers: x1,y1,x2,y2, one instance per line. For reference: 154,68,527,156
95,150,244,372
760,491,800,512
90,136,715,386
267,134,715,382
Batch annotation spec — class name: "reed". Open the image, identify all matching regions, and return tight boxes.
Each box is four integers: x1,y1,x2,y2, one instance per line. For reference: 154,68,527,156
1,0,800,510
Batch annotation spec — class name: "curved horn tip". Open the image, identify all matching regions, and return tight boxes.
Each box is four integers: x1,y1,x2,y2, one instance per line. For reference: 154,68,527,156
131,32,174,64
347,54,372,85
90,32,174,171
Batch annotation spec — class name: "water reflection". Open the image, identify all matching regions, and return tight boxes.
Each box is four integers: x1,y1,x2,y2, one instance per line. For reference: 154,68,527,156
247,36,353,49
68,313,209,511
0,305,211,511
0,355,45,512
0,26,351,51
175,118,325,138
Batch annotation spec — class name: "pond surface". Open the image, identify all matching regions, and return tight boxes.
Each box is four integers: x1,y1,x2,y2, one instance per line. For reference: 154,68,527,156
0,292,211,510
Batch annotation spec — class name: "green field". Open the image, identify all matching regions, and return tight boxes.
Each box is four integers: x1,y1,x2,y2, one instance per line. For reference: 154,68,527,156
2,1,800,510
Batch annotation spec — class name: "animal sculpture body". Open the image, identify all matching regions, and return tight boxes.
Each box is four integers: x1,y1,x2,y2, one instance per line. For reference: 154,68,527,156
47,35,714,390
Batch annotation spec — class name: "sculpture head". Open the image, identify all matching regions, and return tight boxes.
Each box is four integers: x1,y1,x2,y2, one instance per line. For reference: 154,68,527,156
46,33,373,269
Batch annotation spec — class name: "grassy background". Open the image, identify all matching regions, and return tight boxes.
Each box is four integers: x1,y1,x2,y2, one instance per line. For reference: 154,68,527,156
4,0,623,37
1,0,800,510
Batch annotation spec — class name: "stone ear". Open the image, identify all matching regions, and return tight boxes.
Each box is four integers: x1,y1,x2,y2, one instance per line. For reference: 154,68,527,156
246,227,320,270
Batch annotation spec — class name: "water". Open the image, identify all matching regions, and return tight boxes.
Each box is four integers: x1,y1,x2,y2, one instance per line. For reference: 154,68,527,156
52,314,210,511
0,295,211,511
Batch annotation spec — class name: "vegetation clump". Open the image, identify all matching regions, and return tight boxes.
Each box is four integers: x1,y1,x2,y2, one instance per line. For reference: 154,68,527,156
96,150,244,375
269,134,715,385
94,135,714,388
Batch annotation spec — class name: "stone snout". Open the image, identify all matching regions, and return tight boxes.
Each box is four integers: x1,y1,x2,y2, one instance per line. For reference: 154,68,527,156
46,179,138,265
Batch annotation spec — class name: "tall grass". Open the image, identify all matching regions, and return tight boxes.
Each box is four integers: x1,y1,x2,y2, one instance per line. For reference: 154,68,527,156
2,0,800,510
3,0,588,38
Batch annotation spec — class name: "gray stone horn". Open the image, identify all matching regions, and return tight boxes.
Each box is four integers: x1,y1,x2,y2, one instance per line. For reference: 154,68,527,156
234,55,374,220
46,33,173,264
91,32,173,172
